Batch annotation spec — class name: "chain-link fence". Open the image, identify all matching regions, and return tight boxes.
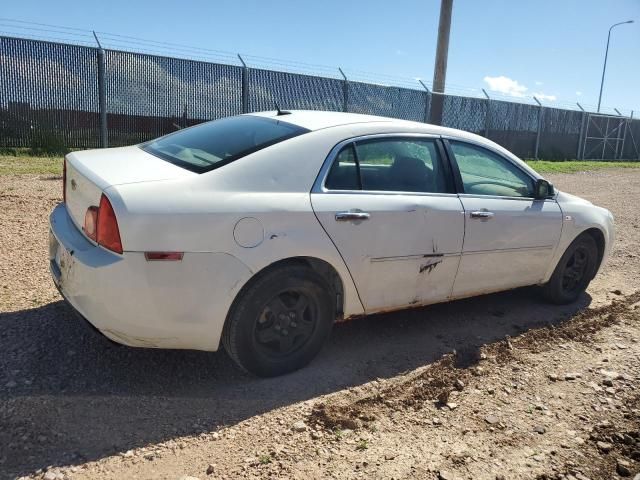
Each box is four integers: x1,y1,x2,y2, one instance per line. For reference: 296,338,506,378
1,35,639,160
0,36,101,149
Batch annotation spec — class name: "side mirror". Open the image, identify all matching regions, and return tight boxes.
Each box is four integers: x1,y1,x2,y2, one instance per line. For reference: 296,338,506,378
534,179,554,199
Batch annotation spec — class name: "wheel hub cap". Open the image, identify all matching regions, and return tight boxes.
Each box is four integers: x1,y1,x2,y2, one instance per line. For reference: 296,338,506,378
561,246,589,294
255,290,317,356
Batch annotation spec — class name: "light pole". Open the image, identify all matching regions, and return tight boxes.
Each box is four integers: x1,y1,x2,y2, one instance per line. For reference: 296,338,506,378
597,20,633,113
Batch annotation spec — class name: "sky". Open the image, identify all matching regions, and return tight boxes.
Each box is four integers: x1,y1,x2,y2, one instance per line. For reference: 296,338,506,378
2,0,639,113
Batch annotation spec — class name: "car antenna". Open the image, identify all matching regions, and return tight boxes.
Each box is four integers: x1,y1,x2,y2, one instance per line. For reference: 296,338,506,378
274,101,291,116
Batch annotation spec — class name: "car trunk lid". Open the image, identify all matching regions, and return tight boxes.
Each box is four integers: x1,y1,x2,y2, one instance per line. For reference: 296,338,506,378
64,146,195,233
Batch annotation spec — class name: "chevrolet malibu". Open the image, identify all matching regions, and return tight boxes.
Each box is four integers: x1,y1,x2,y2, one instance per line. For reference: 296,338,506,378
49,111,614,376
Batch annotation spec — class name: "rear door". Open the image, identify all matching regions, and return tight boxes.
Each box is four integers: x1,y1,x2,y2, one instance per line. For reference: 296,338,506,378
445,139,563,297
311,135,465,313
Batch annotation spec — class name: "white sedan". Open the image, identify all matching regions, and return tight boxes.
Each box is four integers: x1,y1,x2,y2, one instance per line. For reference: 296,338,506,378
49,110,614,376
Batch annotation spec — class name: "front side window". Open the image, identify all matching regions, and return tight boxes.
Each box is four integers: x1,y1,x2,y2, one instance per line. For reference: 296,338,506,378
142,115,309,173
450,141,535,197
325,138,449,193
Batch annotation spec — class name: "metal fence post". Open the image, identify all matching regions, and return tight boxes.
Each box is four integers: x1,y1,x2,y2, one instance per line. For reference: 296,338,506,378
338,68,348,112
631,111,640,161
620,115,629,160
93,31,108,148
613,108,625,160
576,102,586,160
631,111,635,160
418,80,431,123
238,55,249,113
482,88,491,138
533,96,543,159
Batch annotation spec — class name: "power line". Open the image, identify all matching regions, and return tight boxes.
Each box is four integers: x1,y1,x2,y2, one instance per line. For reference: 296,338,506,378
0,29,95,47
96,31,240,58
99,38,239,65
0,22,91,37
0,17,93,32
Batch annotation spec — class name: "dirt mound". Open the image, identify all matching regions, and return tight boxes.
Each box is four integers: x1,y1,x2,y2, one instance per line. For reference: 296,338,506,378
311,292,640,431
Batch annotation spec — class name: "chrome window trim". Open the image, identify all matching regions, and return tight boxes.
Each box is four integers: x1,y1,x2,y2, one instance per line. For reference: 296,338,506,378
316,189,461,198
311,132,446,195
458,193,556,203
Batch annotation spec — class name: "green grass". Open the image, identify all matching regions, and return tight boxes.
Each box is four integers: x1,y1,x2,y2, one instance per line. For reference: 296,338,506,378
355,439,369,451
0,154,63,176
525,160,640,174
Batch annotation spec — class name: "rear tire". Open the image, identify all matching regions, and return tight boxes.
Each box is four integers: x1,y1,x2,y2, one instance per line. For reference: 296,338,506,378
222,264,335,377
541,234,599,304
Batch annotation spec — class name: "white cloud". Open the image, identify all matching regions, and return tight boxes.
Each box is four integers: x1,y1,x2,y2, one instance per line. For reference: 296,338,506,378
576,91,583,96
533,92,557,102
483,75,528,97
483,75,558,102
395,49,407,57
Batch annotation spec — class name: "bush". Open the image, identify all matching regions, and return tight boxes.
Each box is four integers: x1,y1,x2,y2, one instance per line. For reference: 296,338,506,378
29,131,70,156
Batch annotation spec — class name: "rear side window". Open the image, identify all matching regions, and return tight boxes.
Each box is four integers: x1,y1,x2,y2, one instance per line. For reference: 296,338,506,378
325,138,450,193
141,115,309,173
325,145,359,190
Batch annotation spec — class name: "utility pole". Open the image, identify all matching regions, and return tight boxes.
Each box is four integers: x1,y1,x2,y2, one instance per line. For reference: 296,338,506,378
430,0,453,125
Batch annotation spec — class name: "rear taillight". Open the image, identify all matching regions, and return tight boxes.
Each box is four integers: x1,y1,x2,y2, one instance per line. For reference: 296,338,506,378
83,206,98,241
62,159,67,203
83,194,123,254
97,194,123,254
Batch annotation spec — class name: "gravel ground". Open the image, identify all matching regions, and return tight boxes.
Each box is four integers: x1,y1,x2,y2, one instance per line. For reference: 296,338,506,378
0,169,639,480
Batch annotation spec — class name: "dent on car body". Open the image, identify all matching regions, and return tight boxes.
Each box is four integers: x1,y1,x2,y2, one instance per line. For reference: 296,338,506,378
419,258,443,274
100,328,177,348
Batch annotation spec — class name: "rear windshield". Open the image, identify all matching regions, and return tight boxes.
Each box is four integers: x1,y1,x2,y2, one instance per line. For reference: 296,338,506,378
141,115,309,173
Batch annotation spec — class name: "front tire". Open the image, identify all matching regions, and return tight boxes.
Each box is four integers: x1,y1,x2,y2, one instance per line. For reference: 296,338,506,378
541,234,599,304
222,264,335,377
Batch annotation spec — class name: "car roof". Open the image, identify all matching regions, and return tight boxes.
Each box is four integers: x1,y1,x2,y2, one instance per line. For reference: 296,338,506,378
247,110,440,132
245,110,541,180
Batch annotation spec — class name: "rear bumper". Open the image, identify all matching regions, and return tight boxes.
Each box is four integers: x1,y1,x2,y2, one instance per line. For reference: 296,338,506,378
51,272,120,344
49,203,253,351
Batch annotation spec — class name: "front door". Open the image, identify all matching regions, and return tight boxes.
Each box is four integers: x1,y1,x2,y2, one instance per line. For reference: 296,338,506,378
311,136,465,313
446,140,563,297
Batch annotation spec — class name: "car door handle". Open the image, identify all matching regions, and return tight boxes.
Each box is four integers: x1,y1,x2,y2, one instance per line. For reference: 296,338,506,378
470,210,494,219
335,211,371,221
